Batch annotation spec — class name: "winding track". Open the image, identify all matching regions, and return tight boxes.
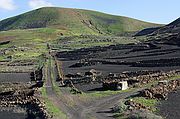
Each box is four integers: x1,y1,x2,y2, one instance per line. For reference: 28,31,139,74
44,58,143,119
80,89,142,119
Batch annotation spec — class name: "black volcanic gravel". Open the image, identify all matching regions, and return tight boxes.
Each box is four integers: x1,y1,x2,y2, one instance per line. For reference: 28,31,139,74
0,107,27,119
0,111,26,119
59,44,180,75
158,89,180,119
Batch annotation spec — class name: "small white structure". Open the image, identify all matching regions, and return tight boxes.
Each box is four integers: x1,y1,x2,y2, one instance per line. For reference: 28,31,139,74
117,81,128,90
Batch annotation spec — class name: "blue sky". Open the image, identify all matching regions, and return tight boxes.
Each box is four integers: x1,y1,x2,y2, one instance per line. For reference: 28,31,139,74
0,0,179,24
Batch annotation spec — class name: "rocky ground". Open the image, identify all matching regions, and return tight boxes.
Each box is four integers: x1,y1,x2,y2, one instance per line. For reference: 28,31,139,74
0,83,49,119
141,79,180,100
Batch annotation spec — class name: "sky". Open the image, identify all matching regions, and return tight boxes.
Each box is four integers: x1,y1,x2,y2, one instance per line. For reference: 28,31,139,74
0,0,179,24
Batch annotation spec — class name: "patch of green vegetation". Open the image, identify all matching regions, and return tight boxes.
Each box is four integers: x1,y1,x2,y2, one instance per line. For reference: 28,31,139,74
0,28,62,44
49,58,62,95
113,100,128,119
0,56,5,61
144,75,180,88
86,114,97,119
36,54,46,70
51,35,138,51
41,86,47,97
132,97,158,112
13,51,41,59
169,75,180,81
0,28,54,61
36,28,59,34
115,116,127,119
79,88,135,102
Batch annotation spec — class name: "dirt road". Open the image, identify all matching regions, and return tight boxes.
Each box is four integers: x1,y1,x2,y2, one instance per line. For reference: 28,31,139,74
44,58,142,119
45,59,80,119
80,89,142,119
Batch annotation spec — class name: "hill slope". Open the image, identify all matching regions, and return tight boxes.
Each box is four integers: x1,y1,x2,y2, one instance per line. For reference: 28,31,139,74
0,7,160,35
136,17,180,36
154,17,180,34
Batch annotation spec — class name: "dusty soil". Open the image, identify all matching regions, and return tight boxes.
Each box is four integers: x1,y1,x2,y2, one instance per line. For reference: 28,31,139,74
0,106,26,119
0,73,31,82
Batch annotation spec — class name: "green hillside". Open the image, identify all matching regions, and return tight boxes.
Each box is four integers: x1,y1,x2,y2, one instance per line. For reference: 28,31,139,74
0,7,161,62
0,7,160,35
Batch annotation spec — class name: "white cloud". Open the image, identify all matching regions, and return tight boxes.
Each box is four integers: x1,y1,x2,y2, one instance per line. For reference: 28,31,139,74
0,0,17,10
28,0,54,9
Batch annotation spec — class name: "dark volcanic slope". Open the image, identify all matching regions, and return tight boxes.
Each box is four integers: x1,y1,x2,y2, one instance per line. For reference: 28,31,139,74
154,17,180,34
135,17,180,36
57,42,180,75
135,27,160,36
